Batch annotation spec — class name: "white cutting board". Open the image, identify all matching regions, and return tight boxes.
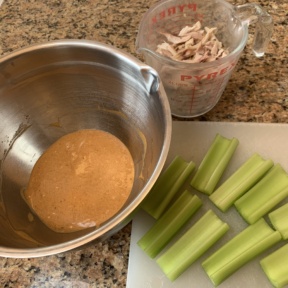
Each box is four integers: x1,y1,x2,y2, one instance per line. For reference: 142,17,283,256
127,121,288,288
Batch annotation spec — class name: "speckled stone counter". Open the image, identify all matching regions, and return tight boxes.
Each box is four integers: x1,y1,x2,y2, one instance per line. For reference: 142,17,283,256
0,0,287,287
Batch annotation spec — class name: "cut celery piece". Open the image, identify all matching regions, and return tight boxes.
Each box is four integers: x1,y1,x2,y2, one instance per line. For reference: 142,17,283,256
234,164,288,224
156,210,229,282
190,134,239,195
260,243,288,288
137,190,202,259
269,202,288,240
141,156,195,219
209,153,274,212
202,218,282,286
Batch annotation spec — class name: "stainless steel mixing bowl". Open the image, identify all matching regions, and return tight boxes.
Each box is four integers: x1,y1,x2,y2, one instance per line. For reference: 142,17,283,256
0,40,171,258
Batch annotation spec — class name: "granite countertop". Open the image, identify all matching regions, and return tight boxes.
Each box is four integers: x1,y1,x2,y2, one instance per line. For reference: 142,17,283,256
0,0,287,287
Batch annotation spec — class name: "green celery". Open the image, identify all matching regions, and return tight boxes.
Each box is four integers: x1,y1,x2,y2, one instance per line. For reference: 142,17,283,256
260,243,288,288
202,218,282,286
234,164,288,224
190,134,239,195
156,210,229,282
210,153,273,212
137,190,202,258
269,202,288,240
141,156,195,219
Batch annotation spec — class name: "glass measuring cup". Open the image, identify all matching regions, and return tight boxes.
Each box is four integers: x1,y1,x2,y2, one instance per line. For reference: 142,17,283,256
136,0,273,118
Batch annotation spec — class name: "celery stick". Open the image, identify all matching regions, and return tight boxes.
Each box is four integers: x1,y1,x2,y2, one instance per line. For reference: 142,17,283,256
137,190,202,258
190,134,239,195
142,156,195,219
202,218,282,286
260,243,288,288
269,202,288,240
234,164,288,224
209,153,273,212
156,210,229,282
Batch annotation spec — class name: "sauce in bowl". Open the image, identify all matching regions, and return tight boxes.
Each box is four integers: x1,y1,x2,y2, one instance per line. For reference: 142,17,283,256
24,129,134,233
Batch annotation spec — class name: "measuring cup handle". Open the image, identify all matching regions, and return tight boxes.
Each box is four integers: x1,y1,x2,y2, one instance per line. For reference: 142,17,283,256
234,3,273,57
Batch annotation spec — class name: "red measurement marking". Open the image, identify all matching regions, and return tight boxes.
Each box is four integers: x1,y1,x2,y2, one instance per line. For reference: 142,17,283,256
180,62,237,82
152,3,198,24
189,85,196,114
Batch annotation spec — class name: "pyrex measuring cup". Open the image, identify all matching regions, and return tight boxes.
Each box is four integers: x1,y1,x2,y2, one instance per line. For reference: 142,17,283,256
136,0,273,118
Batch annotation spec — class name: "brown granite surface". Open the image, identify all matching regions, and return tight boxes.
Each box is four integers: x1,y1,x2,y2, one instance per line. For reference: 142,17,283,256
0,0,287,287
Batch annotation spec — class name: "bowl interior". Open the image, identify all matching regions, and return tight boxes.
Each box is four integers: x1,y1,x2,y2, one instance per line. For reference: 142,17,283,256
0,41,170,251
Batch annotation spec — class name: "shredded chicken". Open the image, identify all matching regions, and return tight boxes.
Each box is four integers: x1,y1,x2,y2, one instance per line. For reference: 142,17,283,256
156,21,229,63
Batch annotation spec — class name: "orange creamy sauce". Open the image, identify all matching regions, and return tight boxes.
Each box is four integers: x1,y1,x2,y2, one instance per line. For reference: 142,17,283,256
24,129,134,233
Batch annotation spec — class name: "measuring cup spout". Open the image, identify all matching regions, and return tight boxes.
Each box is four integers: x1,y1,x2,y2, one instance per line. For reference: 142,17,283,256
234,3,273,57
